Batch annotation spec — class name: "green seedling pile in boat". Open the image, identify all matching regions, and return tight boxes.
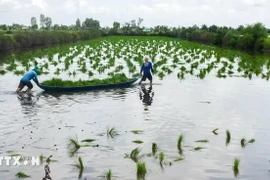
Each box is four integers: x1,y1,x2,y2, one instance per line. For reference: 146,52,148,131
41,73,129,87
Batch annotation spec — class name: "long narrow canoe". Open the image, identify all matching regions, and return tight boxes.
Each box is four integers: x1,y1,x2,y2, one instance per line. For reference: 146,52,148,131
36,76,140,92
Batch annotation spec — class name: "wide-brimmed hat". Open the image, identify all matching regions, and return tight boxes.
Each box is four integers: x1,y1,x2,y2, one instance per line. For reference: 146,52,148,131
33,66,41,73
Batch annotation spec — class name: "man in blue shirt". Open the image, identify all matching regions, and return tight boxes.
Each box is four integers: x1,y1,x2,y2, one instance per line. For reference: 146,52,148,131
138,57,154,85
16,66,41,93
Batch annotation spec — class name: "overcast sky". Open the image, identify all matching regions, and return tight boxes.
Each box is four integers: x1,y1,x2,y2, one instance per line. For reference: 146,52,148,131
0,0,269,28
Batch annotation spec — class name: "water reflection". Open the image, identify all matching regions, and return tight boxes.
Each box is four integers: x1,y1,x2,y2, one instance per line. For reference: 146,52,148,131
17,92,39,117
38,87,131,100
139,85,154,107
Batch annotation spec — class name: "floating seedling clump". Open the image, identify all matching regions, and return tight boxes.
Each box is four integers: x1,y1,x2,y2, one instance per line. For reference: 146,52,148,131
42,73,129,87
15,172,30,179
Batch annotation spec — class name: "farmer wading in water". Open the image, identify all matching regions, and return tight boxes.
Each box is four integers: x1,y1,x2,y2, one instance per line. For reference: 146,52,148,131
15,66,41,93
138,57,154,85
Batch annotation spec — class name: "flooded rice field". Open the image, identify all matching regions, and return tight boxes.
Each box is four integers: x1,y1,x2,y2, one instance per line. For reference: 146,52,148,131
1,36,270,180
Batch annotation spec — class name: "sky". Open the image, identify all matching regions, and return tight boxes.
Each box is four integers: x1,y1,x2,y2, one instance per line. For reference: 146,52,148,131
0,0,269,28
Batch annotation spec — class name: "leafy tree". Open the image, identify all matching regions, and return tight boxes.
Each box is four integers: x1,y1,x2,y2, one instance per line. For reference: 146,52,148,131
31,17,38,29
137,17,143,27
0,24,7,30
76,18,81,28
209,25,218,33
44,17,52,29
40,14,45,28
237,34,254,50
82,18,100,30
201,24,208,31
237,25,244,32
113,22,120,30
53,24,60,30
223,30,238,48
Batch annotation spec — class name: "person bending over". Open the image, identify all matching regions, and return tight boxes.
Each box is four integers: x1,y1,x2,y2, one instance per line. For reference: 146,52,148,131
15,66,41,93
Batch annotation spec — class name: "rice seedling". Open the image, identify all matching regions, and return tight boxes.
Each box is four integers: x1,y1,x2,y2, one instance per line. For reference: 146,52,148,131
152,143,158,155
42,73,129,87
125,147,144,163
195,139,209,143
194,146,205,151
81,139,95,143
233,158,240,177
137,162,147,180
67,136,81,156
177,134,184,155
39,154,57,163
0,70,6,75
212,128,218,135
247,138,255,144
159,152,165,166
226,130,231,146
132,140,144,144
106,127,119,138
15,172,30,178
131,130,144,134
73,156,84,179
174,157,184,162
99,169,117,180
240,138,246,148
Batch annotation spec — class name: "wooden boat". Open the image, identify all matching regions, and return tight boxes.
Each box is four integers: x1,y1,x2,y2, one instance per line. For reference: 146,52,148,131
36,76,140,92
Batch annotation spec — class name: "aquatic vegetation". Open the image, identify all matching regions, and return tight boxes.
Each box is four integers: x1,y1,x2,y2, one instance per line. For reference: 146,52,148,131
226,130,231,146
131,130,144,134
42,73,129,87
106,127,119,138
39,154,57,163
177,134,184,154
233,158,240,177
159,152,165,166
99,169,116,180
152,143,158,155
240,138,246,148
133,140,144,144
195,139,209,143
15,172,30,179
174,157,184,162
241,138,255,148
67,136,81,156
125,147,144,163
212,128,219,135
0,70,6,75
73,157,84,179
81,139,95,143
248,138,255,144
194,147,205,151
137,162,147,180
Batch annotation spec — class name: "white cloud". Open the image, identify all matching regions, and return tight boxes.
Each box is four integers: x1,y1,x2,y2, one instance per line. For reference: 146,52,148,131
31,0,48,10
0,0,269,28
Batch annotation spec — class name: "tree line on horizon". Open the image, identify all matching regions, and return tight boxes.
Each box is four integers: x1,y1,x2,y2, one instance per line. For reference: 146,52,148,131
0,14,269,52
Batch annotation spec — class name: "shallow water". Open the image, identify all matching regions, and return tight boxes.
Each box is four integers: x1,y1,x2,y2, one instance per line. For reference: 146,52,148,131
1,70,270,180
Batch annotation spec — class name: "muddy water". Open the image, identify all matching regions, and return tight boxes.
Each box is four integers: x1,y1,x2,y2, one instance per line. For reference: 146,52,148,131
1,70,270,180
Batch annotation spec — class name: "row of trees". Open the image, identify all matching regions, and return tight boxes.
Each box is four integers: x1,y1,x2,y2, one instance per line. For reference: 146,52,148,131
0,15,269,52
